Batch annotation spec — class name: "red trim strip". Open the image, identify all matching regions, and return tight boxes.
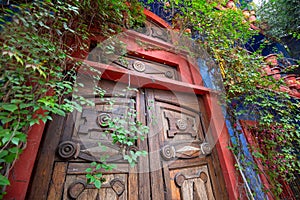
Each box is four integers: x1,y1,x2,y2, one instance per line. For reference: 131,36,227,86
203,94,240,199
5,110,46,200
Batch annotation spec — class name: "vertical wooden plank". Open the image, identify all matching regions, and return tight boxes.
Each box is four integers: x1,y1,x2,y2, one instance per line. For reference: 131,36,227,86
47,162,68,200
162,165,173,200
146,89,165,200
193,179,209,200
128,167,138,200
27,115,66,200
181,180,193,200
209,150,228,200
60,110,76,142
202,93,236,200
170,169,181,199
199,95,228,199
137,89,151,200
124,91,138,200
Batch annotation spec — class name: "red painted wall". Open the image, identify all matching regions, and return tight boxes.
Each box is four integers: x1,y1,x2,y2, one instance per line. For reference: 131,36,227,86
5,113,46,200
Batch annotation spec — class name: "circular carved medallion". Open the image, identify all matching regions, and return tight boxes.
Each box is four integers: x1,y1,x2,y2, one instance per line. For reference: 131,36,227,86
132,61,146,72
160,145,175,161
200,142,211,155
176,119,187,131
97,113,112,127
57,141,78,159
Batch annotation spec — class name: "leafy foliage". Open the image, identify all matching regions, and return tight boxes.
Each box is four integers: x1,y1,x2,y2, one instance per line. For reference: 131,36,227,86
0,1,83,196
257,0,300,39
85,161,116,189
105,95,149,167
85,91,149,188
249,124,299,192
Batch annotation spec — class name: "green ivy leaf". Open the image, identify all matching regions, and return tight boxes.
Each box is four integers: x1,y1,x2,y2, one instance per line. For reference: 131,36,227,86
94,179,102,189
11,137,20,145
0,150,8,159
2,104,18,112
85,168,92,173
0,174,10,186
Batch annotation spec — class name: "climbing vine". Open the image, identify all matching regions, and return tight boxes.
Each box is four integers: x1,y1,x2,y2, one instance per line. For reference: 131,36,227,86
85,94,149,188
0,1,83,197
84,84,149,188
257,0,300,39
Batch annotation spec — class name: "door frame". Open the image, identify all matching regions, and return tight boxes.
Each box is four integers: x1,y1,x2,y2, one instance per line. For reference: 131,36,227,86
6,10,239,200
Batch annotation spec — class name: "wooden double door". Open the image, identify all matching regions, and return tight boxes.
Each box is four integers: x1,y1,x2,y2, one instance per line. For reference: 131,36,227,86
28,80,227,200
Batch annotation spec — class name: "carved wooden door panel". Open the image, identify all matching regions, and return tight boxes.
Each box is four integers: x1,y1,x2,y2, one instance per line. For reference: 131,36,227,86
145,89,226,200
28,80,226,200
28,80,140,200
57,95,138,200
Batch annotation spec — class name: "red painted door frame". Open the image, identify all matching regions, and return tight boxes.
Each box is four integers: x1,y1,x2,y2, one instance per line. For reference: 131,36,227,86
6,10,240,200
